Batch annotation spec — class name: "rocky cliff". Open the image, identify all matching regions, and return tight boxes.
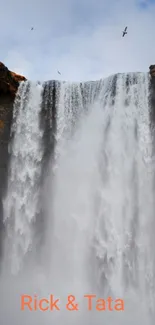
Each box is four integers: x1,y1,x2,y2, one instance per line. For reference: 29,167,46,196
0,62,26,98
0,62,26,252
0,62,26,155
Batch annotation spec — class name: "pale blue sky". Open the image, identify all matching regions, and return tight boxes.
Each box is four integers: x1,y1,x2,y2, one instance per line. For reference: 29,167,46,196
1,0,155,81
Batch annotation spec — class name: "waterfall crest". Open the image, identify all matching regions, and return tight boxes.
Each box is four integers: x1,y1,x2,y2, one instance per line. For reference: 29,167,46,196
0,72,155,325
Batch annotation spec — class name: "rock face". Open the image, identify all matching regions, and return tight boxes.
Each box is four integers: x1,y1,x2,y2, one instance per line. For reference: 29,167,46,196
149,65,155,79
0,62,26,98
149,65,155,123
0,62,26,254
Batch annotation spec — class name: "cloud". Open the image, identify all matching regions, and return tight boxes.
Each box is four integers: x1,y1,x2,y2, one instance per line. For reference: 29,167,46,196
1,0,155,81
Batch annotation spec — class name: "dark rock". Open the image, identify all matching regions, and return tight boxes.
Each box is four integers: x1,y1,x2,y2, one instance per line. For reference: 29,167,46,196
0,62,26,259
149,65,155,79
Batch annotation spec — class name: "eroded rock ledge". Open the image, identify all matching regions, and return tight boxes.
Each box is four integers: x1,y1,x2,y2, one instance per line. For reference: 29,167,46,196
0,62,26,142
0,62,26,99
0,62,26,147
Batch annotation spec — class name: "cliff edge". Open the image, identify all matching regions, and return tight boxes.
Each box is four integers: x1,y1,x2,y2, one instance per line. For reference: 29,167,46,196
0,62,26,146
0,62,26,99
0,63,26,246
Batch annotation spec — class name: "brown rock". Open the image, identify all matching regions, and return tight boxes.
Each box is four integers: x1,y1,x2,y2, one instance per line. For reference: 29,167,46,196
0,120,4,131
0,62,27,241
0,62,26,99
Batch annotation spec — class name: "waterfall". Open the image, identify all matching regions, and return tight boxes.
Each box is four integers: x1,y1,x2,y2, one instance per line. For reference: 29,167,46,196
2,81,44,274
0,72,155,325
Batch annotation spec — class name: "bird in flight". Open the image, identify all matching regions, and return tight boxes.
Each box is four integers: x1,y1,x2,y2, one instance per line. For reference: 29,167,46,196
122,26,127,37
57,70,61,75
31,27,34,31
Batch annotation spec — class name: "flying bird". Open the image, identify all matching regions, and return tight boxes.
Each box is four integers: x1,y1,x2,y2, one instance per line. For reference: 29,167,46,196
122,26,127,37
57,70,61,75
31,27,34,31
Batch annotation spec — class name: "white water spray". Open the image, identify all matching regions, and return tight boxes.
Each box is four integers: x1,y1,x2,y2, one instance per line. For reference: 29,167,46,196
0,73,155,325
2,81,44,274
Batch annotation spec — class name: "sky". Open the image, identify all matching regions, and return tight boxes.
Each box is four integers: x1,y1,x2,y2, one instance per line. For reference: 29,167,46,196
0,0,155,82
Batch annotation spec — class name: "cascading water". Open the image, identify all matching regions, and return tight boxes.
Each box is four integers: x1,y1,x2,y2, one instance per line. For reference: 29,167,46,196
0,72,155,325
2,81,44,274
